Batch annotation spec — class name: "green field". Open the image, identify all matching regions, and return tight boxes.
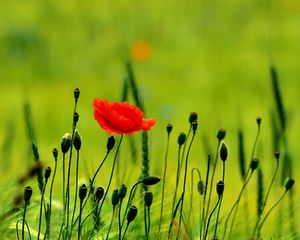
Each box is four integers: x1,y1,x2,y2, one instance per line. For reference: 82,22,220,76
0,1,300,239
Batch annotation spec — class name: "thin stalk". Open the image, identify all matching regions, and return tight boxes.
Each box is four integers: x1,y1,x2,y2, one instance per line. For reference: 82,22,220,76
171,145,182,215
147,206,151,239
204,140,221,230
118,199,123,240
98,135,123,217
16,218,31,240
188,168,201,222
71,150,80,227
77,200,83,240
58,153,66,240
204,197,221,239
121,223,130,240
37,180,48,240
47,158,57,239
177,132,196,240
214,161,226,238
106,207,116,240
158,130,171,238
252,159,279,238
22,202,28,240
144,203,148,239
168,193,184,239
200,155,211,240
257,191,287,239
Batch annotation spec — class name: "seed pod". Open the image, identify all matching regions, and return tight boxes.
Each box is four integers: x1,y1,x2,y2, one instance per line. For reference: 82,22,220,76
250,158,259,171
144,191,153,207
256,116,262,125
107,136,115,152
177,133,186,146
275,152,280,161
197,180,204,195
189,112,198,125
217,128,226,141
216,181,224,196
44,166,51,181
166,124,173,134
24,186,33,203
73,130,81,150
192,121,198,133
74,88,80,102
61,133,72,154
285,178,295,191
220,142,228,161
79,184,87,200
73,112,79,125
118,184,127,199
127,206,138,223
142,176,161,185
111,189,119,206
95,187,104,202
52,148,58,160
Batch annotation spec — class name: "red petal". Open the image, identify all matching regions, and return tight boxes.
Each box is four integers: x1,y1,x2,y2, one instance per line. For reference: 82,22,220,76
141,118,156,130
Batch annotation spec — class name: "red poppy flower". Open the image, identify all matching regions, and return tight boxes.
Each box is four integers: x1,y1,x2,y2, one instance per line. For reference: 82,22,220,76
93,98,156,135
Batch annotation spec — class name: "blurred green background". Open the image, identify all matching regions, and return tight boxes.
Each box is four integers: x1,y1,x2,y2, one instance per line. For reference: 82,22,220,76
0,0,299,238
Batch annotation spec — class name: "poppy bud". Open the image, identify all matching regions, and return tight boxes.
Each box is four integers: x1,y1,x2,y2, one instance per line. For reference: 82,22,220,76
118,184,127,199
73,112,79,125
127,206,138,223
189,112,198,125
24,186,33,203
107,136,115,152
166,124,173,135
61,133,72,154
144,191,153,207
95,187,104,202
217,128,226,141
44,166,51,181
79,184,87,200
197,180,204,195
111,189,119,207
177,133,186,146
216,181,224,196
250,158,259,171
284,178,295,191
220,142,228,161
256,116,262,125
74,88,80,102
192,121,198,133
52,148,58,160
275,152,280,161
142,176,161,185
73,130,81,150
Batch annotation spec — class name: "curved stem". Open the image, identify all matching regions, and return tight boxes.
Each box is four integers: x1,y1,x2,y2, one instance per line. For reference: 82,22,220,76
171,145,182,216
47,158,57,239
204,197,221,239
17,218,31,240
22,202,27,240
257,191,287,239
118,199,123,240
168,193,184,239
98,135,123,217
121,223,130,240
158,132,170,238
252,159,279,238
188,168,201,222
106,207,115,240
71,150,80,229
37,180,48,240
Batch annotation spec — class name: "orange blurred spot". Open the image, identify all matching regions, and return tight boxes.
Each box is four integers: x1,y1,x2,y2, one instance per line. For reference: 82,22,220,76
131,40,151,62
170,219,190,240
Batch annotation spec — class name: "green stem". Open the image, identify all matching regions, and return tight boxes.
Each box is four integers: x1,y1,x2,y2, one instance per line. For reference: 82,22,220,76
118,199,123,240
37,180,48,240
168,193,184,239
98,135,123,217
121,223,130,240
144,203,148,239
171,145,182,218
58,153,66,240
147,206,151,239
22,202,28,240
78,200,83,240
17,218,31,240
106,207,115,240
204,197,221,239
47,158,57,239
71,150,80,229
188,168,201,222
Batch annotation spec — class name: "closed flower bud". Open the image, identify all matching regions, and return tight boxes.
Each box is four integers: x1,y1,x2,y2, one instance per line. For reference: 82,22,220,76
61,133,72,154
73,130,81,150
166,124,173,135
250,158,259,171
111,189,119,206
189,112,198,125
284,178,295,191
220,142,228,161
79,184,87,200
275,152,280,161
142,176,161,185
107,136,115,152
217,128,226,141
52,148,58,160
95,187,104,202
24,186,33,203
127,205,138,223
256,116,262,125
177,132,186,146
44,166,51,181
144,191,153,207
216,181,224,196
192,121,198,133
73,112,79,125
74,88,80,102
118,184,127,199
197,180,204,195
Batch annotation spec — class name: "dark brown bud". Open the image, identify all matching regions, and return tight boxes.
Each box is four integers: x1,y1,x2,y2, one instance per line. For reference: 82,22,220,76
192,121,198,133
250,158,259,171
166,124,173,135
256,116,262,125
95,187,104,202
61,133,72,154
217,128,226,141
127,205,138,223
118,184,127,199
52,148,58,160
177,133,186,146
285,178,295,191
142,176,161,185
44,166,51,181
74,88,80,102
73,112,79,125
73,130,81,150
197,180,204,195
144,191,153,207
220,142,228,161
112,189,119,206
216,181,224,196
107,136,115,152
79,184,87,200
24,186,33,203
275,152,280,161
189,112,198,124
